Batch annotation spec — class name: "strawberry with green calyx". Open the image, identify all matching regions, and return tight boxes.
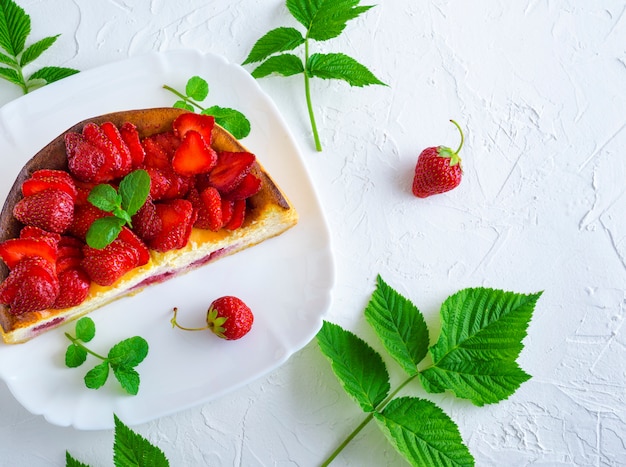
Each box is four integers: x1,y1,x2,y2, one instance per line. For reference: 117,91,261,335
412,120,465,198
171,296,254,340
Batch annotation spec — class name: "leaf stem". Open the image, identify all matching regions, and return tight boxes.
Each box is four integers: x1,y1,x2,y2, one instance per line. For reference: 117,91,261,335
162,85,206,112
319,373,419,466
65,333,107,361
303,37,322,152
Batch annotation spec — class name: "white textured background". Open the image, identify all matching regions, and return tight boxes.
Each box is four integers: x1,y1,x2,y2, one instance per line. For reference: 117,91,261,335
1,1,625,466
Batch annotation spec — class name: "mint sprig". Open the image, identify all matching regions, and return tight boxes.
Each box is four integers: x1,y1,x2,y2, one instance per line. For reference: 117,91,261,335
64,317,149,396
243,0,386,151
67,414,169,467
317,275,542,466
163,75,251,139
0,0,79,94
86,169,150,249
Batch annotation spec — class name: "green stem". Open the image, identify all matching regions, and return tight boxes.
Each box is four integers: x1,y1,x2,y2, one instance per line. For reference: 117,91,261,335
303,37,322,152
319,373,419,466
449,119,464,154
64,333,107,360
162,85,206,112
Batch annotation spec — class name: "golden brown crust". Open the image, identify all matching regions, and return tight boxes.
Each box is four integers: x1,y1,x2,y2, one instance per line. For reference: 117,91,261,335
0,108,297,343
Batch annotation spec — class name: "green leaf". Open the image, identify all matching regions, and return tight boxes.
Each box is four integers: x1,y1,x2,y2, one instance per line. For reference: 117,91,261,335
66,451,91,467
203,106,251,139
287,0,374,41
0,50,16,66
75,317,96,343
365,275,429,376
118,169,150,216
419,288,543,406
84,362,110,389
0,65,20,85
307,52,386,87
108,336,149,368
28,65,79,84
113,366,141,396
316,320,389,412
185,75,208,101
65,344,88,368
113,414,170,467
173,100,194,111
374,397,474,467
86,216,125,249
251,53,304,79
0,0,30,56
88,184,120,212
19,34,58,67
242,27,305,65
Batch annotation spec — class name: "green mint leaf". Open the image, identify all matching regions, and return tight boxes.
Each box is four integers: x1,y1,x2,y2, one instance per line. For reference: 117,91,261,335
173,100,194,111
374,397,474,467
0,50,16,66
113,366,140,395
0,65,19,85
365,275,429,376
113,414,170,467
0,0,30,56
28,66,79,84
65,344,88,368
242,27,305,65
88,184,120,212
203,106,251,139
19,34,58,67
118,169,151,216
84,361,110,390
108,336,149,368
307,52,386,87
65,451,91,467
287,0,374,41
86,216,125,249
316,320,389,412
419,288,543,406
185,75,208,101
251,53,304,79
75,317,96,343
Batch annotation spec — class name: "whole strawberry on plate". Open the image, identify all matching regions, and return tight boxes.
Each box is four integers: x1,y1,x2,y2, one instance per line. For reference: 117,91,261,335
412,120,465,198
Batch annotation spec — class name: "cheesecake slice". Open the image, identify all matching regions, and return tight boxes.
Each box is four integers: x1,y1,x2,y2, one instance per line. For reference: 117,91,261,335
0,108,298,344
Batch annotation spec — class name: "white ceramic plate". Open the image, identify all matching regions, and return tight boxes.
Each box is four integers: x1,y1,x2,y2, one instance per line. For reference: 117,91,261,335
0,50,334,430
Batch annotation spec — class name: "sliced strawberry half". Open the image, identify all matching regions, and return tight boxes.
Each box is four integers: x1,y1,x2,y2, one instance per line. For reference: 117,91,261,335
53,267,90,309
119,122,146,168
118,226,150,267
148,199,197,252
131,197,162,243
81,239,140,286
142,136,171,169
13,188,75,234
172,112,214,145
22,169,78,201
223,172,262,201
0,257,59,314
224,199,246,230
207,151,256,193
68,204,110,240
188,186,223,231
100,122,133,178
171,130,218,176
0,237,57,269
82,122,122,175
19,226,61,248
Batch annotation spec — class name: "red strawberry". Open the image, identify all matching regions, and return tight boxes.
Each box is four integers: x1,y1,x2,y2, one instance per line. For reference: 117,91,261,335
188,186,223,231
171,296,253,340
100,122,133,178
412,120,464,198
131,197,162,243
172,112,214,145
148,199,196,252
73,180,99,205
81,238,140,286
224,199,246,230
0,237,57,269
19,226,61,248
13,188,74,233
171,130,218,176
119,122,146,168
56,236,84,274
82,122,123,177
207,151,255,193
117,226,150,267
221,199,234,226
22,169,78,201
53,267,90,309
68,204,109,240
223,172,262,201
150,131,181,158
65,132,112,183
0,257,59,314
142,136,171,169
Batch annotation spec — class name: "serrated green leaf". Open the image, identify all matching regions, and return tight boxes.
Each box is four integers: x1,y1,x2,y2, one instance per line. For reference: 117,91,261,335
86,216,125,249
185,75,208,101
365,275,429,376
0,65,20,84
19,34,58,67
419,288,543,406
0,0,30,56
203,105,251,139
108,336,149,368
243,27,305,65
113,414,170,467
287,0,374,41
374,397,474,467
65,344,88,368
307,52,385,87
28,65,79,84
113,366,141,395
119,169,150,216
85,362,109,389
0,50,16,66
75,317,96,343
88,184,120,212
66,451,91,467
251,53,304,79
316,320,389,412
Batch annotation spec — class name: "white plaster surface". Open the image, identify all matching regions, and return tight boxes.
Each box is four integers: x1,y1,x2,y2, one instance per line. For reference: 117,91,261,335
1,1,625,466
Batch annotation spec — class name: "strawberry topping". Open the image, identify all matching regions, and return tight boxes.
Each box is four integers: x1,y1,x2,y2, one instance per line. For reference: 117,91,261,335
13,188,75,234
